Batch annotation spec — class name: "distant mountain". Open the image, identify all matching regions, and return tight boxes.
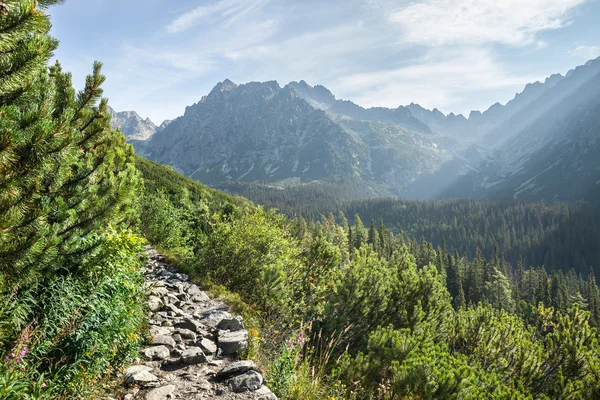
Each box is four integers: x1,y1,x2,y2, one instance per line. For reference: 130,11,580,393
108,106,158,141
142,79,481,197
443,57,600,203
288,80,432,134
124,57,600,204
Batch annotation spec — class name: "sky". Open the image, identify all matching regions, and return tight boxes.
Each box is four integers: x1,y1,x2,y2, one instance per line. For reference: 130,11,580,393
49,0,600,124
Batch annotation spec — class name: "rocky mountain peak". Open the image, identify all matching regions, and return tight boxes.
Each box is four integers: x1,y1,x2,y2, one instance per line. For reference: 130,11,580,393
108,105,157,141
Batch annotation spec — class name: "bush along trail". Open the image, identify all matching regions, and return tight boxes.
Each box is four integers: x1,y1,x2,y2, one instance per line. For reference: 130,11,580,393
109,247,277,400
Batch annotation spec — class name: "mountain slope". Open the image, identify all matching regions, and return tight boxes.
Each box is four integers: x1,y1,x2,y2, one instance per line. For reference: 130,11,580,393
142,79,479,197
443,57,600,203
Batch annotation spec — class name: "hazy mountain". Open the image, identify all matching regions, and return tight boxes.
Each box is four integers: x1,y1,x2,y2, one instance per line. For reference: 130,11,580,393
128,57,600,204
443,57,600,203
289,80,432,134
108,106,158,141
142,79,480,197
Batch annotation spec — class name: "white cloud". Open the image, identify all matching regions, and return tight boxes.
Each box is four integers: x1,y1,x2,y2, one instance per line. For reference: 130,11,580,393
389,0,587,46
569,45,600,61
332,48,542,114
166,0,272,34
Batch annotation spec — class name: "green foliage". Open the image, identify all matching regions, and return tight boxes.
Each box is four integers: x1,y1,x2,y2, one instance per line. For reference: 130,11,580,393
0,0,139,285
0,231,146,399
0,3,143,398
199,207,300,314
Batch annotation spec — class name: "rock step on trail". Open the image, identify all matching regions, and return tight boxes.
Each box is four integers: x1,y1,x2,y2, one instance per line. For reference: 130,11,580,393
108,247,277,400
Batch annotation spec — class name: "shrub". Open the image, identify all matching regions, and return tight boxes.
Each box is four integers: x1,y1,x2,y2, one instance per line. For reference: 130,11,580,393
0,230,146,398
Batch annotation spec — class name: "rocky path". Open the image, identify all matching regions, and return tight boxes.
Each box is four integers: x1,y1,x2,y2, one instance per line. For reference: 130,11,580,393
109,248,277,400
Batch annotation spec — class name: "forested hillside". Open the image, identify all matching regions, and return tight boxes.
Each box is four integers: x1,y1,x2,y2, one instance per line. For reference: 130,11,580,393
218,182,600,277
132,161,600,398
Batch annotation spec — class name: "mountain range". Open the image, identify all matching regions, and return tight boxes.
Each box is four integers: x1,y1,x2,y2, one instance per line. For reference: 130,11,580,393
112,57,600,204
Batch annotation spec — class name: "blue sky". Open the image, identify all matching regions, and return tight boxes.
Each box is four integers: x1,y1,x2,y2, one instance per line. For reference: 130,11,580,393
49,0,600,124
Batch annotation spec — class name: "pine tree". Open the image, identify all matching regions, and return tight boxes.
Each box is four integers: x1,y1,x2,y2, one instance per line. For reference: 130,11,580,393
485,267,515,313
446,253,465,309
368,219,379,252
353,214,366,249
0,1,139,284
377,217,386,254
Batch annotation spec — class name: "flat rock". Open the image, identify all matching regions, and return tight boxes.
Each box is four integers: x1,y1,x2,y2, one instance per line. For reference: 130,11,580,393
150,287,169,297
152,335,176,349
141,345,170,361
176,328,197,342
227,371,263,393
216,360,257,380
145,384,175,400
125,365,153,376
125,370,158,385
199,338,217,355
175,317,203,333
181,347,207,364
218,330,248,355
217,316,245,332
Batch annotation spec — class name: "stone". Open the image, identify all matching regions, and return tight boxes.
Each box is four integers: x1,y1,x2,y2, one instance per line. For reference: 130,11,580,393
163,303,184,316
175,292,189,302
125,370,158,385
147,296,163,312
125,365,152,376
218,330,248,355
227,371,263,393
152,335,176,349
176,328,197,342
181,347,207,364
141,345,170,361
172,333,183,343
191,293,211,303
199,338,217,355
217,316,245,332
175,317,203,333
254,386,278,400
216,360,257,380
145,385,175,400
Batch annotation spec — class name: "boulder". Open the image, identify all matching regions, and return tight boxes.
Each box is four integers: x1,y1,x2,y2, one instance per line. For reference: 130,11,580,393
217,316,245,332
254,386,278,400
216,360,257,380
163,303,184,316
141,345,170,361
181,347,207,365
227,371,263,393
125,365,153,376
199,338,217,355
152,335,176,349
125,370,158,385
176,328,197,342
175,317,203,333
201,310,232,329
218,330,248,355
150,287,169,297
